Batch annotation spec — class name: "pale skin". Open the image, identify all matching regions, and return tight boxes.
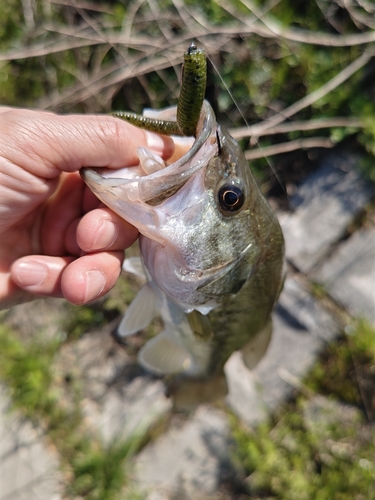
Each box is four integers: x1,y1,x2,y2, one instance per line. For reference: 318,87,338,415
0,107,174,309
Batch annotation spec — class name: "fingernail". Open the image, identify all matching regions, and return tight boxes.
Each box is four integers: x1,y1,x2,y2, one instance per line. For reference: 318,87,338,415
14,261,47,288
145,131,169,154
93,220,119,250
85,270,106,302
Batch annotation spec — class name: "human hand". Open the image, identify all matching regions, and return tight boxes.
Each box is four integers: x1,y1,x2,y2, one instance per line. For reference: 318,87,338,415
0,107,174,309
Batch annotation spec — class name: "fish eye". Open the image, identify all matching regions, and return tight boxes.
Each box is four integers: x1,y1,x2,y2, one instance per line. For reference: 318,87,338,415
218,181,245,213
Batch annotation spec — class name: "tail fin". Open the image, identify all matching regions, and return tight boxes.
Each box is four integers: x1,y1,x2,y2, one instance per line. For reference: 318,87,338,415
166,374,228,412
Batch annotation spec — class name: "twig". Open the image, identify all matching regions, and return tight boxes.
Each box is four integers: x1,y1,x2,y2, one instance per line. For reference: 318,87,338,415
169,0,211,32
0,24,168,62
2,12,375,64
147,0,174,42
37,47,185,109
50,0,114,14
342,0,375,30
21,0,35,30
248,49,374,137
244,137,334,160
230,117,363,139
239,0,375,46
36,29,230,109
277,368,315,399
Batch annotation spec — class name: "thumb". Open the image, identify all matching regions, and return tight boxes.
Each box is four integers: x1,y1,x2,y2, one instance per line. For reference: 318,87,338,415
0,108,175,179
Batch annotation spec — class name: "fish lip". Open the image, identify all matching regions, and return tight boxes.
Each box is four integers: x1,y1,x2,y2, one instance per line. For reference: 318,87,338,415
81,101,217,201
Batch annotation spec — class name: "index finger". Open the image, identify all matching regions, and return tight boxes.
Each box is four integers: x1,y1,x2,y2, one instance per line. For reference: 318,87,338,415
0,108,175,179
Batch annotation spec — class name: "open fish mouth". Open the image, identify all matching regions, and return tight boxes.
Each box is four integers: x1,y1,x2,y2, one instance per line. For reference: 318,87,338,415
81,101,217,207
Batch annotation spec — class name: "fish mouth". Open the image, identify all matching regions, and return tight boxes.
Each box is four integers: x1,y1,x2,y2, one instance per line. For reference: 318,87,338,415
81,101,217,207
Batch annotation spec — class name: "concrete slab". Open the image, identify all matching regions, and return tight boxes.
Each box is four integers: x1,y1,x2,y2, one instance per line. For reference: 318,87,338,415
135,406,232,499
280,151,373,272
55,330,172,444
225,276,340,425
311,225,375,323
0,385,62,500
131,277,340,498
82,376,172,444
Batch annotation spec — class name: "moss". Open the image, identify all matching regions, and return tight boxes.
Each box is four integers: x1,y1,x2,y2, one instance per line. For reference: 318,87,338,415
231,319,375,499
0,323,145,499
232,397,375,499
307,320,375,411
0,323,60,419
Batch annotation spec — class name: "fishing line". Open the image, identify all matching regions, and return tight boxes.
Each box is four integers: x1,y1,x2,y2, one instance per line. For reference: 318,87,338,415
207,53,289,202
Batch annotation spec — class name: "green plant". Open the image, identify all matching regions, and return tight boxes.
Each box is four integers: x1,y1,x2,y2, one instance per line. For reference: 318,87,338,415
233,400,375,500
0,323,144,499
232,319,375,499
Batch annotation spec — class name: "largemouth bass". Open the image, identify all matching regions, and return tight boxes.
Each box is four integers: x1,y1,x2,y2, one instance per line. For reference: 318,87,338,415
81,100,285,402
81,43,284,404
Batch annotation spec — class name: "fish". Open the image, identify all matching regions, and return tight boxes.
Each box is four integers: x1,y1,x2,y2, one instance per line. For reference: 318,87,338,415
81,44,285,405
81,100,285,404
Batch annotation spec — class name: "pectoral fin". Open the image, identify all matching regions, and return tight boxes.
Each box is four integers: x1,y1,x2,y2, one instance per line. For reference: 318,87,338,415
139,330,192,375
123,257,147,281
241,319,272,370
117,283,158,337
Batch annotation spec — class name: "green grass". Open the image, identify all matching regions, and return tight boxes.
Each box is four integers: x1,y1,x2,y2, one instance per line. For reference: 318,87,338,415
231,319,375,500
0,323,61,419
307,319,375,411
0,322,144,500
232,401,375,500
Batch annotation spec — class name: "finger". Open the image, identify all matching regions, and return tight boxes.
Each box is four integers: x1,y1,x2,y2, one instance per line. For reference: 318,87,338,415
0,272,34,309
41,176,102,256
75,207,139,253
61,252,123,304
1,108,175,179
11,255,75,298
41,172,85,256
11,251,124,304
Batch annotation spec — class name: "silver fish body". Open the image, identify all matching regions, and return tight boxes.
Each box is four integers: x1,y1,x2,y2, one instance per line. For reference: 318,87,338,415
81,101,285,383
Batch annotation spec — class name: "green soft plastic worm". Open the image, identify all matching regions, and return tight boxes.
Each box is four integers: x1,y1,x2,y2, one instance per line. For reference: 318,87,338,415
176,42,207,136
113,42,207,137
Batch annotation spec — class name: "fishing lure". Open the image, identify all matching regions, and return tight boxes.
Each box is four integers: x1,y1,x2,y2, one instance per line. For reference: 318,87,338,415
113,42,207,137
176,42,207,136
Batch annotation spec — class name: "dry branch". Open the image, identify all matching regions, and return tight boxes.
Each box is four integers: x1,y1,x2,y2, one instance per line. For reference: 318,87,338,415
244,137,335,160
239,0,375,46
248,49,374,138
230,117,363,140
